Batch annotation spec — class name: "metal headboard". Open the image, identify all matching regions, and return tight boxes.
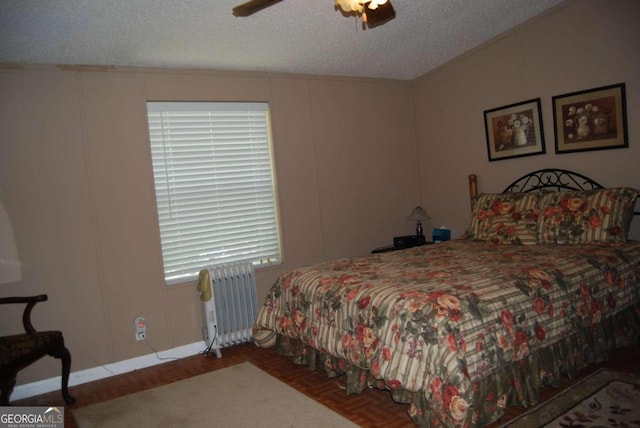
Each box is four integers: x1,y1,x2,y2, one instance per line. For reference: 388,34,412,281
502,168,603,193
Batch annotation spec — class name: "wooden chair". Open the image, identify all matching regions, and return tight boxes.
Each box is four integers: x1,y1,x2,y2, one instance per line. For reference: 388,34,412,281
0,294,75,405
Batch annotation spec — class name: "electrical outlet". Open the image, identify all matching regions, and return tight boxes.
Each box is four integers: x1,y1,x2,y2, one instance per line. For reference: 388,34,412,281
135,316,147,341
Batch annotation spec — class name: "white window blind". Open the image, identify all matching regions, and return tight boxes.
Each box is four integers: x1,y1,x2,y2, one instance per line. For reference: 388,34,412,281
147,102,281,285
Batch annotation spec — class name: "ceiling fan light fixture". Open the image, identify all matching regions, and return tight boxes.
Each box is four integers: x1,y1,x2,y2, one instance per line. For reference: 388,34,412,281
367,0,388,10
335,0,387,13
335,0,362,13
335,0,395,28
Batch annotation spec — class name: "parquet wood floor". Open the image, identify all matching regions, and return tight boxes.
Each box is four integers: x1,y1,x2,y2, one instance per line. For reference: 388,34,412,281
12,343,640,427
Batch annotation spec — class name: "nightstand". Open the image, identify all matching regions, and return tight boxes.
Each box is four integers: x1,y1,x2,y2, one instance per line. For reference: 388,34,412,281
371,241,432,254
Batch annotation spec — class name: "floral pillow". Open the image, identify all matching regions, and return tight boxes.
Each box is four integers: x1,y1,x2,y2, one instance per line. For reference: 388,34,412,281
466,192,541,244
483,214,538,245
537,188,638,244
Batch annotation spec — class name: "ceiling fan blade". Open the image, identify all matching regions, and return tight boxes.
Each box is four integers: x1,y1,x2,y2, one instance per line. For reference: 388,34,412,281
232,0,284,17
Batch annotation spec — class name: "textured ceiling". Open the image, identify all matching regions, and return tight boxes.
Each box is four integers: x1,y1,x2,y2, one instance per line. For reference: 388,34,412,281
0,0,566,80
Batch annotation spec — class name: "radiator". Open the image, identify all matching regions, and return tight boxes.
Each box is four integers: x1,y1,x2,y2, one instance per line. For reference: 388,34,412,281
197,262,259,358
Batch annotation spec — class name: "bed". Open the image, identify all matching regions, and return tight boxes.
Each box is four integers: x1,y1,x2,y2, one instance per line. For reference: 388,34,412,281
253,169,640,427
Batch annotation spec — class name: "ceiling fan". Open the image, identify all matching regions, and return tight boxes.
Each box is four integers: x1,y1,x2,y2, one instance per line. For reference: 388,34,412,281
232,0,283,17
232,0,396,29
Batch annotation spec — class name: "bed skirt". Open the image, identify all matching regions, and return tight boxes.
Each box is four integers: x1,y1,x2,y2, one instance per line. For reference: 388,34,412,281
270,304,640,427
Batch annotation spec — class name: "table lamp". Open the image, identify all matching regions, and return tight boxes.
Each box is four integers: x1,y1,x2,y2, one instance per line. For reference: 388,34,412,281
407,206,430,237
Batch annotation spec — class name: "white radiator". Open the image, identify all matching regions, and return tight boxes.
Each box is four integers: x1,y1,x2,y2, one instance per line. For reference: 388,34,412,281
196,262,259,358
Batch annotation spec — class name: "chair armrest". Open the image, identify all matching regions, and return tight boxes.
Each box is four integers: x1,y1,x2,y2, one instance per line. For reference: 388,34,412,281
0,294,48,334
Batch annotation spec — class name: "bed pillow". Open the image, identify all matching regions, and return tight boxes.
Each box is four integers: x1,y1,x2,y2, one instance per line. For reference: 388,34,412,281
483,214,538,245
466,192,541,245
536,188,638,244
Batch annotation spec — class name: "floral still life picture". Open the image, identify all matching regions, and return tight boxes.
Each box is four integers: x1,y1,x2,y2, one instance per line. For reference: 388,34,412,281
484,98,545,162
552,83,628,154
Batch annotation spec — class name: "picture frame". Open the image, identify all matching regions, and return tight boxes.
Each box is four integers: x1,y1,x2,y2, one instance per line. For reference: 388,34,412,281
483,98,545,162
552,83,628,154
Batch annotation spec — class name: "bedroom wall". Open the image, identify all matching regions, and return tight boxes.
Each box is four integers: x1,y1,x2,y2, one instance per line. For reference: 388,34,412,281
0,67,418,385
412,0,640,240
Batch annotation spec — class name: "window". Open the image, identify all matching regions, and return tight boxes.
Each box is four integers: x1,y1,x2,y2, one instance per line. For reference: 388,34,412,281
146,102,281,285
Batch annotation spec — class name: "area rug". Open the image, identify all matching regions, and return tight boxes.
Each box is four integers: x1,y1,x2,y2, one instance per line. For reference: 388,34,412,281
501,368,640,427
73,362,358,427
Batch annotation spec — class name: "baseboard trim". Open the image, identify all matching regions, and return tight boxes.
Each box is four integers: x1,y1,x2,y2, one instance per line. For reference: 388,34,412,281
12,341,208,402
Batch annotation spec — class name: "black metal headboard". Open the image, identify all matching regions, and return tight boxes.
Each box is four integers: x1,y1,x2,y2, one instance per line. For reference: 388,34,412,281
502,168,603,193
502,168,639,215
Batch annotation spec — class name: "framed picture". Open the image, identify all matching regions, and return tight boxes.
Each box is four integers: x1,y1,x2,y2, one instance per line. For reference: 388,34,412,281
483,98,545,162
552,83,628,154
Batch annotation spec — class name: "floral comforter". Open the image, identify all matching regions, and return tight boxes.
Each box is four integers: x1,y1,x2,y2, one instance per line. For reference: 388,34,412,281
253,239,640,427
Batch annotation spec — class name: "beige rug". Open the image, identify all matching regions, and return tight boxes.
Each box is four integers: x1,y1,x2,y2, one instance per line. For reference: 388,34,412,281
73,362,359,427
501,368,640,427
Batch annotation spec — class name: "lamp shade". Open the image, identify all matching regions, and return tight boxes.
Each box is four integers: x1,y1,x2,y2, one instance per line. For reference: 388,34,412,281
407,206,430,222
